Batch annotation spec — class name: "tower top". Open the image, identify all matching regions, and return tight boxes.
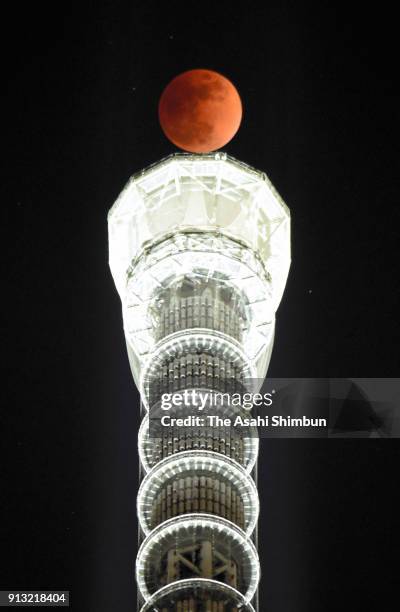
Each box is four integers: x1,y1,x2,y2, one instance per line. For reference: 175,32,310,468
108,152,291,386
108,152,290,305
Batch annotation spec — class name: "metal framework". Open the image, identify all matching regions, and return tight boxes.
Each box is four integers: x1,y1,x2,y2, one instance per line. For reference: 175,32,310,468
108,153,290,611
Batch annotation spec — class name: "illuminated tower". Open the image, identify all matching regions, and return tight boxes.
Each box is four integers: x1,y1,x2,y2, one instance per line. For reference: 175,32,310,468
108,152,290,611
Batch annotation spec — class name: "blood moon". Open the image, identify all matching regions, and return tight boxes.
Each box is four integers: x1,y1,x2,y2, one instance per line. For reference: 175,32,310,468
158,69,242,153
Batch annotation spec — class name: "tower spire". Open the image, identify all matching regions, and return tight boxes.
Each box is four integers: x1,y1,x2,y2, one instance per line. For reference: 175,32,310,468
108,152,291,611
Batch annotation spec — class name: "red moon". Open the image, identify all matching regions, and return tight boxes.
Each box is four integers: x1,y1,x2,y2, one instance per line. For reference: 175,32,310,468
158,69,242,153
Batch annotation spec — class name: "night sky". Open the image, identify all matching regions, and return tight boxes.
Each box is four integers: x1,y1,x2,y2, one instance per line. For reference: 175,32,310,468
3,2,399,611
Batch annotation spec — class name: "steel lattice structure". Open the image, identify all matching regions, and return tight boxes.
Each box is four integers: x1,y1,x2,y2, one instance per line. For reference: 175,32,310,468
108,153,290,611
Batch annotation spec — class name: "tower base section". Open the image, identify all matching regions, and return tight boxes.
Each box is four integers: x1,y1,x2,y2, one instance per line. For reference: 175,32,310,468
139,579,256,612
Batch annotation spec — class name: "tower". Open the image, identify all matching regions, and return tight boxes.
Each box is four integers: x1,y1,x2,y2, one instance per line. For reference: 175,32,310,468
108,152,290,611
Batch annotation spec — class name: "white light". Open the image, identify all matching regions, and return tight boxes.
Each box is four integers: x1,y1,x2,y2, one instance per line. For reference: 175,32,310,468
124,232,275,386
140,330,256,408
139,578,256,612
108,153,291,610
108,153,290,387
138,414,259,475
136,514,260,603
137,450,259,536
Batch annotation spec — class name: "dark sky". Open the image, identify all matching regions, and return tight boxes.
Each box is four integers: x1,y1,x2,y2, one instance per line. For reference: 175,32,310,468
2,2,399,611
